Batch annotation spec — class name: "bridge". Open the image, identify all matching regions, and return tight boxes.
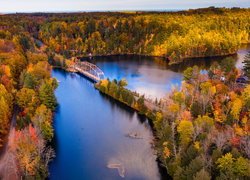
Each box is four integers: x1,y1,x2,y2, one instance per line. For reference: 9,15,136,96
73,61,105,82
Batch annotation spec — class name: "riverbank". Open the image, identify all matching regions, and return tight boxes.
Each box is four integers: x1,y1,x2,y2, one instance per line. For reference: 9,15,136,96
95,62,250,179
95,79,159,118
50,45,250,180
55,66,161,119
37,8,250,65
94,79,178,178
50,69,164,179
75,51,240,65
50,46,250,179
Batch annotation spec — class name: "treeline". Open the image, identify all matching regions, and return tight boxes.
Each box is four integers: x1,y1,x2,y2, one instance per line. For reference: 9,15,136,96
37,8,250,63
1,8,249,63
0,23,57,178
96,56,250,179
95,78,148,114
152,58,250,179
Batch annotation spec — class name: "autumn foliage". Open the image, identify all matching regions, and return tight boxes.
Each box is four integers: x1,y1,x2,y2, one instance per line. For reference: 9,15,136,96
0,24,57,178
153,60,250,179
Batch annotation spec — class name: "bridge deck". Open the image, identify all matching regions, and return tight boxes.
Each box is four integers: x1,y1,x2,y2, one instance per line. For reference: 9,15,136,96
72,61,105,82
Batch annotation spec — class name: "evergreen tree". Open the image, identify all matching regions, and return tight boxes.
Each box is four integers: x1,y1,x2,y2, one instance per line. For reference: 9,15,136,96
193,169,211,180
39,82,57,111
23,73,37,89
32,105,53,141
137,96,147,114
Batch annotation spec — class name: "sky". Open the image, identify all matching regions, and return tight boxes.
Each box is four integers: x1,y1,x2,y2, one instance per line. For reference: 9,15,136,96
0,0,249,13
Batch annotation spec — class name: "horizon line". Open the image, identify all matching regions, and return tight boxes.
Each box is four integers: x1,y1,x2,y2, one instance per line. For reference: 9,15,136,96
1,6,249,14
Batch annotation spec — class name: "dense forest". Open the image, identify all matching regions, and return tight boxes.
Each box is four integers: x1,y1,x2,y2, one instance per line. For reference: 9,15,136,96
0,7,250,63
39,8,250,63
0,21,57,178
96,56,250,179
0,7,250,179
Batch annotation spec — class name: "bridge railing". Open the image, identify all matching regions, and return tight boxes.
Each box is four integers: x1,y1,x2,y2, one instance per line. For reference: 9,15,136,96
73,61,105,82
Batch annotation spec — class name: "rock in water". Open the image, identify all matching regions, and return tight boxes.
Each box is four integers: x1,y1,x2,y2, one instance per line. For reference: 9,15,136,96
126,132,143,139
107,163,125,178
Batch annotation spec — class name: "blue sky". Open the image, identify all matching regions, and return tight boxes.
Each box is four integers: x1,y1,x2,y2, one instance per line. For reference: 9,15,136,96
0,0,249,12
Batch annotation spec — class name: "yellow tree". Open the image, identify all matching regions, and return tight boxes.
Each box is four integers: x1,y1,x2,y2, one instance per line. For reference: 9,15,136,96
32,105,53,141
177,120,194,147
0,97,10,136
230,97,243,123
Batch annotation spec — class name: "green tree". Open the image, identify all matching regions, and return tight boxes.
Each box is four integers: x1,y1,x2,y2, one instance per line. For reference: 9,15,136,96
184,156,204,179
21,72,38,89
183,67,193,81
118,78,128,87
216,153,234,176
220,57,236,75
13,34,31,52
32,105,53,141
137,96,147,114
194,115,214,133
39,81,57,111
108,80,118,97
154,112,163,131
193,169,211,180
16,88,38,111
233,157,250,177
217,153,250,178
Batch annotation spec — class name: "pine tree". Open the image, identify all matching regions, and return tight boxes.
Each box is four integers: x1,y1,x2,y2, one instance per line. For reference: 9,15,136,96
39,82,57,111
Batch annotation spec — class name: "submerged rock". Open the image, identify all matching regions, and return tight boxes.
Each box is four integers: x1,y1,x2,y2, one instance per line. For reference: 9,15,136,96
125,132,143,139
107,163,125,178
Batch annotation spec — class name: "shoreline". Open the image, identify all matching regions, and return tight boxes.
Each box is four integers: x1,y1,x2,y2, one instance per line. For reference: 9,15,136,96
94,80,171,177
77,51,239,65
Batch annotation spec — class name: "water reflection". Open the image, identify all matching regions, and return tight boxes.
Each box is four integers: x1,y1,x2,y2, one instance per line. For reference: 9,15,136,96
92,56,182,99
50,46,249,180
50,70,162,180
91,47,249,99
235,44,250,69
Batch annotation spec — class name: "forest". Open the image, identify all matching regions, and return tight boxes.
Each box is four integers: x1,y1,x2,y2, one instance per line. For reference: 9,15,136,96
153,59,250,179
0,7,250,179
0,21,57,178
0,7,250,63
96,55,250,179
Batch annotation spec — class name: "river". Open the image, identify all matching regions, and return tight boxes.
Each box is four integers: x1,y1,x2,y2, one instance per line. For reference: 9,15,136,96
49,45,249,180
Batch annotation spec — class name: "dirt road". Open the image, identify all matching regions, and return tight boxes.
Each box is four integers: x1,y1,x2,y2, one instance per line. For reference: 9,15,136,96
0,111,19,180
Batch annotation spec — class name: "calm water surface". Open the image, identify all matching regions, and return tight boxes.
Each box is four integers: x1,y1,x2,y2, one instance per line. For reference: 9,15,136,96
49,70,162,180
49,46,249,180
93,45,249,99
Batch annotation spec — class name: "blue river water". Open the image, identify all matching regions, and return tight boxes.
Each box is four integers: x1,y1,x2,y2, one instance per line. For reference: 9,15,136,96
49,46,249,180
